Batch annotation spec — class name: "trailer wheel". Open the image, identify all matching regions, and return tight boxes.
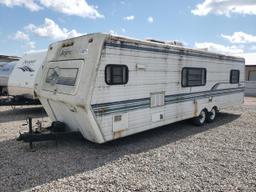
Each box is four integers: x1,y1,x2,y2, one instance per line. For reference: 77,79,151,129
206,107,217,123
193,109,207,126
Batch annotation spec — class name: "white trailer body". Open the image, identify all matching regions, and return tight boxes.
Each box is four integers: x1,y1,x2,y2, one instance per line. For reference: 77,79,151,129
36,33,245,143
8,51,47,99
0,62,16,95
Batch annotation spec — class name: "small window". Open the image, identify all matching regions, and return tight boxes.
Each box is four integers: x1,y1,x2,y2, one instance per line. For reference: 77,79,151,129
182,67,206,87
230,70,240,84
105,65,129,85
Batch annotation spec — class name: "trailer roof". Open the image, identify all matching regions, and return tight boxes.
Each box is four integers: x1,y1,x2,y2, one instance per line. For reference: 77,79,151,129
52,32,245,63
0,55,20,62
104,33,245,63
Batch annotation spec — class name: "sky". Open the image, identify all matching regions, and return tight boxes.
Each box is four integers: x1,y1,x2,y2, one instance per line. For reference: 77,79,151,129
0,0,256,57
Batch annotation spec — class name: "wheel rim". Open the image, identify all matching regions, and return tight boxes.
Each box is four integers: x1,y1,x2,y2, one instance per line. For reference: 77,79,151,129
209,108,216,120
199,110,206,124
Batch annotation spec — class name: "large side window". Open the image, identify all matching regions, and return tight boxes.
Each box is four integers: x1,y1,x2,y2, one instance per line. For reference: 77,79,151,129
230,70,240,84
182,67,207,87
105,64,129,85
46,68,78,86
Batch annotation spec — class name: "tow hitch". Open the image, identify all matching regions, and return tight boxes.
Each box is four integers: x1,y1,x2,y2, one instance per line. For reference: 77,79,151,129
17,117,82,149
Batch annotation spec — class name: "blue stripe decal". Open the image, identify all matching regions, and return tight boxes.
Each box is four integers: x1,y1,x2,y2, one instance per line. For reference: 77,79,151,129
91,87,244,116
104,42,244,63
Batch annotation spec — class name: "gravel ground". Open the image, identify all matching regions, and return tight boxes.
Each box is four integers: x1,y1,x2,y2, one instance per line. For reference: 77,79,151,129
0,98,256,192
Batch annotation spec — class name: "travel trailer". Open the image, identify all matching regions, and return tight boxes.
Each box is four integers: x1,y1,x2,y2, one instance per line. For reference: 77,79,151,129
8,51,47,100
35,33,245,144
0,61,16,95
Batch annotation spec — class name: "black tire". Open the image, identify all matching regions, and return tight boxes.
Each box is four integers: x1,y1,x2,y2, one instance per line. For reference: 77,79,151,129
51,121,66,132
206,107,217,123
193,109,207,126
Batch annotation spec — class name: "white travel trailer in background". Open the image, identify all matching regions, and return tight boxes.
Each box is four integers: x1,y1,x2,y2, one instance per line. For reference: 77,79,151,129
35,33,245,144
0,61,17,95
8,51,47,100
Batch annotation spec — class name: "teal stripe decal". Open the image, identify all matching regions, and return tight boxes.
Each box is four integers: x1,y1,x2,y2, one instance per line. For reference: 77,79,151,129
92,87,244,116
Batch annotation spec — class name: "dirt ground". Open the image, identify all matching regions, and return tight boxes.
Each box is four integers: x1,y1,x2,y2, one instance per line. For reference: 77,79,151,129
0,97,255,192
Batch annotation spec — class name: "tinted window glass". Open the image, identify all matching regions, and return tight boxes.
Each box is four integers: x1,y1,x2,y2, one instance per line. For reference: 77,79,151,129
105,65,129,85
230,70,240,84
46,68,78,86
182,68,206,87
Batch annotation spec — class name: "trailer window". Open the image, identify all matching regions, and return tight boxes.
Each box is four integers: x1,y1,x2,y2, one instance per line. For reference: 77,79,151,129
105,65,129,85
230,70,240,84
182,67,206,87
46,68,78,86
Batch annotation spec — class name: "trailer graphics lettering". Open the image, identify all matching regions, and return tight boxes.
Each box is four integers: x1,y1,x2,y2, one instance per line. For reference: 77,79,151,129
18,60,36,72
18,66,35,72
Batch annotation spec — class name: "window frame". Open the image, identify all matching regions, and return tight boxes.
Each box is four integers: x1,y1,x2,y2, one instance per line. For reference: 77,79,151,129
105,64,129,85
181,67,207,87
230,70,240,84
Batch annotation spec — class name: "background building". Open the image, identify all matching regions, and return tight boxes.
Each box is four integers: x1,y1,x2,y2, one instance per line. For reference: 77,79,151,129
242,53,256,97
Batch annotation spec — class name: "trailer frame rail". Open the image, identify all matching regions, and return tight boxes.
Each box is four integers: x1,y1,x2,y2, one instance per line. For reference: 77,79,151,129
17,118,82,149
0,97,41,106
